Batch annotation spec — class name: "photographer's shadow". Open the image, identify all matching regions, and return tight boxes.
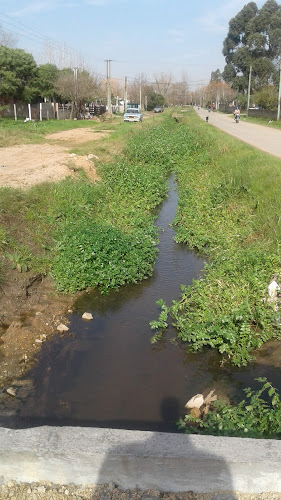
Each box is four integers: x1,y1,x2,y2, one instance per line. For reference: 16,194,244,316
96,396,238,499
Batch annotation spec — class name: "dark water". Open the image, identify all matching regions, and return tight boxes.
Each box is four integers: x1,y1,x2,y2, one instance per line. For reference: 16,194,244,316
15,177,281,431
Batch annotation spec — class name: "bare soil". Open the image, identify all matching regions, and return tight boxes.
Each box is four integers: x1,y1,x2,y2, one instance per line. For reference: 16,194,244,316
0,127,108,189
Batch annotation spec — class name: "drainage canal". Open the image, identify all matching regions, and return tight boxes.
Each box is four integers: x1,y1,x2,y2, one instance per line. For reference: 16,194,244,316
13,177,281,431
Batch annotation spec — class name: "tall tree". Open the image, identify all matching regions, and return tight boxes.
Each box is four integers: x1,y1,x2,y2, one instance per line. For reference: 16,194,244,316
222,1,281,92
211,69,223,82
0,46,37,103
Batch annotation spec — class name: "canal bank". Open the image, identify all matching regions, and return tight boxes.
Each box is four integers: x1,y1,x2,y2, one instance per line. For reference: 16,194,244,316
0,426,281,495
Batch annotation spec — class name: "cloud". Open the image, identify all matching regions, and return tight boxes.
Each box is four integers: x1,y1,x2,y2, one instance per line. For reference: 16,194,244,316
168,28,185,44
9,1,66,17
85,0,128,5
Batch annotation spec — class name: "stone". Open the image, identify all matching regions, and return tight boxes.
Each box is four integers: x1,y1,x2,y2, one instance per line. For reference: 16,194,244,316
184,393,204,409
57,323,69,332
82,312,93,320
35,339,42,344
268,280,280,299
6,388,16,397
37,486,46,493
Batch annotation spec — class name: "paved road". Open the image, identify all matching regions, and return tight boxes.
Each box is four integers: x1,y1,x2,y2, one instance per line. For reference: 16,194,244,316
195,106,281,160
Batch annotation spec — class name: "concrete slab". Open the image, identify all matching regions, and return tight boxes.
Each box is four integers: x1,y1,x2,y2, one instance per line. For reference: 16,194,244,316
0,426,280,493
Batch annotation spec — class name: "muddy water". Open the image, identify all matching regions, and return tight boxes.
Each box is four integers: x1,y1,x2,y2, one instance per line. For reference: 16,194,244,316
17,177,281,431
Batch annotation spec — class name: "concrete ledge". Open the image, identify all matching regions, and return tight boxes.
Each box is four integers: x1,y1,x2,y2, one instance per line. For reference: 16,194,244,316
0,426,280,493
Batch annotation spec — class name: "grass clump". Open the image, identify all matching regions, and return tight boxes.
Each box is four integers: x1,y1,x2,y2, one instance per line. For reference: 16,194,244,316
150,110,281,366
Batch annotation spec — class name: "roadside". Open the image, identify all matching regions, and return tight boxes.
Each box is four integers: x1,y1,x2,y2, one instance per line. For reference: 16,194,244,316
195,106,281,159
1,480,281,500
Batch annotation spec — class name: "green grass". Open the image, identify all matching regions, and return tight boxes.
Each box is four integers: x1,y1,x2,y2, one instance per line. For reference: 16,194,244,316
148,110,281,366
1,109,280,365
0,116,170,293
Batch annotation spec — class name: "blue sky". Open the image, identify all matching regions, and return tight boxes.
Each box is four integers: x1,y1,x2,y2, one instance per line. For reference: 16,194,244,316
0,0,266,89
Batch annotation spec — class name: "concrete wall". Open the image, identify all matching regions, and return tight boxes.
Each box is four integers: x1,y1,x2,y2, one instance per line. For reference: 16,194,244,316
0,426,280,493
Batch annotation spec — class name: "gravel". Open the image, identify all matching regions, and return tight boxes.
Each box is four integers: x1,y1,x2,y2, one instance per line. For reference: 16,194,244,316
0,481,281,500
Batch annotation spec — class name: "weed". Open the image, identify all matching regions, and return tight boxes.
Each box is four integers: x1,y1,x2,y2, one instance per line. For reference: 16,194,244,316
177,378,281,439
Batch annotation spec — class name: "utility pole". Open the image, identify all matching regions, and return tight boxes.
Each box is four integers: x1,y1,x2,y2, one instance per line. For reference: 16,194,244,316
105,59,112,114
277,61,281,121
124,76,127,113
139,78,142,111
73,67,78,119
247,65,252,116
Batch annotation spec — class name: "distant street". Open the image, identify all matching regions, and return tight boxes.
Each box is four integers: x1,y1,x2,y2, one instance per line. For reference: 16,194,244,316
195,106,281,160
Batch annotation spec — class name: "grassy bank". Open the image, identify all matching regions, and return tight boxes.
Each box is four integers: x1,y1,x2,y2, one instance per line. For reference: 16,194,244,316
0,115,170,293
1,110,281,365
240,114,281,129
147,110,281,366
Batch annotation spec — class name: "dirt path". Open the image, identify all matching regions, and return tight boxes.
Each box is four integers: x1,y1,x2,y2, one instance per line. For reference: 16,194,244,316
195,107,281,159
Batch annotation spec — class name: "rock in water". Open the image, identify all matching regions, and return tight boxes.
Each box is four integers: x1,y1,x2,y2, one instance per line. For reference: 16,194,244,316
57,323,69,332
82,312,93,320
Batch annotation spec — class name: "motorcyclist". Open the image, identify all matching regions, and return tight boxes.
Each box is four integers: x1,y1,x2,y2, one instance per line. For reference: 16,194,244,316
234,107,240,122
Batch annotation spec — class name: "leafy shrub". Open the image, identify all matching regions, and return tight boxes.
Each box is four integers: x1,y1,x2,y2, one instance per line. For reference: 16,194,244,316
52,221,158,293
150,110,281,365
177,378,281,439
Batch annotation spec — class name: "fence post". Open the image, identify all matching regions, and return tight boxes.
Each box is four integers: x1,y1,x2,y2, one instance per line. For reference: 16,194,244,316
13,104,17,121
28,103,31,121
40,102,42,121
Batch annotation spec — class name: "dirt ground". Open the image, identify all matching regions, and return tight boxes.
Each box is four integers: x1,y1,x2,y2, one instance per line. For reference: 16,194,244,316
0,127,109,188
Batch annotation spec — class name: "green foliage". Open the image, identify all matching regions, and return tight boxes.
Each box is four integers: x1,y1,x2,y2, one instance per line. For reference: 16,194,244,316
150,110,281,366
222,0,281,91
177,378,281,439
0,46,37,103
252,85,278,109
146,91,165,111
33,63,59,101
0,119,175,293
53,221,157,293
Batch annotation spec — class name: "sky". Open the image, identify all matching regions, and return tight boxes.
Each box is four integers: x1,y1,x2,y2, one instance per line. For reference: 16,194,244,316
0,0,266,90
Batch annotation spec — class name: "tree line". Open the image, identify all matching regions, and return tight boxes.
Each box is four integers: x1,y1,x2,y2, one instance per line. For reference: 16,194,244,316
205,0,281,110
0,36,190,116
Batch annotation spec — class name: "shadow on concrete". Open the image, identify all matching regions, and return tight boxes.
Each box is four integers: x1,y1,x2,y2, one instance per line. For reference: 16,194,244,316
95,396,239,498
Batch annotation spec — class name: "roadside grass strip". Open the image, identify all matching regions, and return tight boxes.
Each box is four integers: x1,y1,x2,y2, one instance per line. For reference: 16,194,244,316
148,110,281,367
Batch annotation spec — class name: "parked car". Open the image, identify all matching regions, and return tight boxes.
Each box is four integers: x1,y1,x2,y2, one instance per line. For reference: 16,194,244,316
123,109,143,122
154,106,164,113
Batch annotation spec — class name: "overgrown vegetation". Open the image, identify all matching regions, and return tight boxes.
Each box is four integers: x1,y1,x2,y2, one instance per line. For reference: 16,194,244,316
0,117,169,293
178,378,281,439
149,110,281,366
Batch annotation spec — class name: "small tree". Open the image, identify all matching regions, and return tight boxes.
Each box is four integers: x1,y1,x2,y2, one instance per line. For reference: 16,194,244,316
35,63,60,101
147,91,165,110
55,69,100,118
252,85,278,109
